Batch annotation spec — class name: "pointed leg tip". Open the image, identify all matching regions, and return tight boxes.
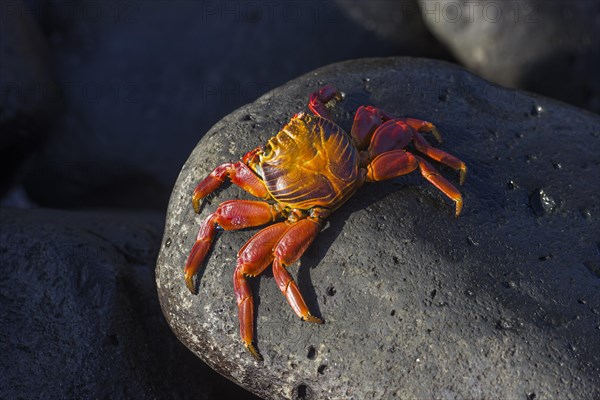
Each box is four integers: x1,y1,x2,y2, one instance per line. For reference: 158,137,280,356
192,198,201,214
304,314,325,324
459,166,467,185
432,127,443,143
246,343,263,361
185,275,197,295
455,201,463,218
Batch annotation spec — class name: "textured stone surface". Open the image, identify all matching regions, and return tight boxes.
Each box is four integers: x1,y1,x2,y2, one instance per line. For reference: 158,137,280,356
417,0,600,113
157,58,600,399
22,0,402,209
0,208,259,400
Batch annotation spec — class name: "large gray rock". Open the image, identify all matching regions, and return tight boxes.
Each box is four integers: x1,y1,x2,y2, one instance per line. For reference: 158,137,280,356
417,0,600,113
0,208,258,399
157,58,600,399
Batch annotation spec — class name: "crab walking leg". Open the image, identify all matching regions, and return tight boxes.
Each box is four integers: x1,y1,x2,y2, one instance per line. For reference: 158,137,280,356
308,84,344,120
367,120,414,158
413,132,467,185
415,156,463,217
192,160,269,213
184,200,283,294
272,217,324,324
350,107,430,150
234,222,291,361
404,117,443,143
350,105,387,149
366,150,419,182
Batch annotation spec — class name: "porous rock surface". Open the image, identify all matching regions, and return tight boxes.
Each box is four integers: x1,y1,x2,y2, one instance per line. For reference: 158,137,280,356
0,208,258,399
157,58,600,399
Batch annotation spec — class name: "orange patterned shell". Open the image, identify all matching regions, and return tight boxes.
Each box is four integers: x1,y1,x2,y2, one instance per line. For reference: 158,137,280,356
258,112,360,210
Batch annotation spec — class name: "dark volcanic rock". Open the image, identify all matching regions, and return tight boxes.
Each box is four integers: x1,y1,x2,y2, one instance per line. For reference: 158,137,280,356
0,0,62,195
22,0,401,210
417,0,600,113
0,209,258,400
157,58,600,399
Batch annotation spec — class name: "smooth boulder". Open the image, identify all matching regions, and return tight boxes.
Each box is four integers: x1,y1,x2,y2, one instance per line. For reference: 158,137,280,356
157,58,600,399
417,0,600,113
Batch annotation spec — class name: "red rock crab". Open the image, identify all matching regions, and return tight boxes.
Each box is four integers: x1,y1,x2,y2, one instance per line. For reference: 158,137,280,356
185,85,466,360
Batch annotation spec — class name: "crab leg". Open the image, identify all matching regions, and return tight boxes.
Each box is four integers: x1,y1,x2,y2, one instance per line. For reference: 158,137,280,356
365,150,462,216
272,217,324,324
359,110,466,185
234,222,291,361
366,150,418,182
415,156,463,217
185,200,283,294
350,106,386,149
404,118,443,143
413,132,467,185
367,119,414,158
192,159,269,213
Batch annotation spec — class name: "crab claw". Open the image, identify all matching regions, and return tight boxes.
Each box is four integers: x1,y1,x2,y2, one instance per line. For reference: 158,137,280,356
192,160,270,214
192,175,222,213
308,84,344,119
